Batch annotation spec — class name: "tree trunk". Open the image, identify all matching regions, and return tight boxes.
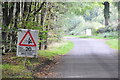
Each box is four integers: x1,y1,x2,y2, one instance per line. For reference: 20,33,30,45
44,25,48,50
103,1,110,27
44,3,49,50
39,2,46,50
2,2,8,54
8,2,14,24
11,2,20,52
39,9,44,50
26,2,32,21
8,2,15,52
23,2,29,29
14,2,20,29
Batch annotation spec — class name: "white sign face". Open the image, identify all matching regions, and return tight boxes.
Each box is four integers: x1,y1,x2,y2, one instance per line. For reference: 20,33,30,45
17,29,38,57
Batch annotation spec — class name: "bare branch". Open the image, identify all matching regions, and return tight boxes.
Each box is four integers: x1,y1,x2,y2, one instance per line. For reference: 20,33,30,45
33,2,46,15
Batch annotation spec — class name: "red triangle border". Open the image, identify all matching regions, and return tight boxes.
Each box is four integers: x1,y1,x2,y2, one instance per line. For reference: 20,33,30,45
18,31,36,47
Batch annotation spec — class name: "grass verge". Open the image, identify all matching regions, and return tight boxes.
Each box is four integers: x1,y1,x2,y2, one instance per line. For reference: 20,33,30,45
65,35,118,50
64,35,103,38
65,35,116,39
64,35,80,38
2,53,33,78
106,39,119,50
2,40,74,78
38,40,74,59
79,35,119,50
79,36,104,39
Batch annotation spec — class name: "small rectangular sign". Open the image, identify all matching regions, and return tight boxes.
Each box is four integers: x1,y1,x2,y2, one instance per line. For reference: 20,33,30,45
17,29,38,57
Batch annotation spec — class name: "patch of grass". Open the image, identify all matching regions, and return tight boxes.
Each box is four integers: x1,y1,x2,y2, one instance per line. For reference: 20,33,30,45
79,35,116,39
106,39,119,50
65,35,105,39
2,53,47,78
38,40,74,58
64,35,80,37
79,35,119,50
65,35,117,39
2,64,25,71
2,64,32,78
2,53,39,78
79,36,103,39
0,64,2,69
0,64,1,79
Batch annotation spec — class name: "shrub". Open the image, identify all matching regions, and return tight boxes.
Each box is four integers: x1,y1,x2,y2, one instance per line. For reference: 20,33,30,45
97,32,118,39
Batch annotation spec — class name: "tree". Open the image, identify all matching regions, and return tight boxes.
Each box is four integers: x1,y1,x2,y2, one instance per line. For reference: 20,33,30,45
2,2,15,53
103,1,110,27
1,2,66,54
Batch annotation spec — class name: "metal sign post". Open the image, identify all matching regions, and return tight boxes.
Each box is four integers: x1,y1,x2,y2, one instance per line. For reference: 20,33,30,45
17,29,39,72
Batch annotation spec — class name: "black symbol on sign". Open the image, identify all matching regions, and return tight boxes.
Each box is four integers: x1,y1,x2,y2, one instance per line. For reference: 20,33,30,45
28,37,32,44
26,47,32,51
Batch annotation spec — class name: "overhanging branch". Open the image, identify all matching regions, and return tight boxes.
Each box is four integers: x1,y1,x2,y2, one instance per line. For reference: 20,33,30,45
33,2,46,15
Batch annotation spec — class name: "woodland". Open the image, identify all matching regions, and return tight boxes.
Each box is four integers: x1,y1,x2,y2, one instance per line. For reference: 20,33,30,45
0,1,120,78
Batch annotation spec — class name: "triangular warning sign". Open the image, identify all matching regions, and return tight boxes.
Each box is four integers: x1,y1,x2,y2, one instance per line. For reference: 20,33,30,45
19,31,36,46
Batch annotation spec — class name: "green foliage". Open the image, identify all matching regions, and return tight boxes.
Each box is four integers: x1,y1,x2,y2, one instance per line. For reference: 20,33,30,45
63,16,85,35
97,32,118,38
85,21,105,30
24,21,41,30
64,2,98,16
62,2,118,36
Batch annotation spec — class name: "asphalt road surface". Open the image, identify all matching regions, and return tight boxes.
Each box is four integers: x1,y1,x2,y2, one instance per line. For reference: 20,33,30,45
53,38,118,78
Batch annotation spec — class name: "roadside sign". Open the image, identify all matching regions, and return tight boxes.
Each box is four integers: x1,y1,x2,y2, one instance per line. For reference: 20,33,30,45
86,29,92,36
17,29,38,57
